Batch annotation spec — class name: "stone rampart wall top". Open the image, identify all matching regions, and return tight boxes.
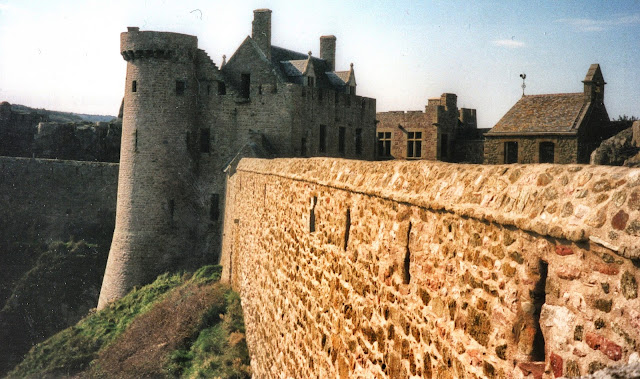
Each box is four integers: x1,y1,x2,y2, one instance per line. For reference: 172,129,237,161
236,158,640,258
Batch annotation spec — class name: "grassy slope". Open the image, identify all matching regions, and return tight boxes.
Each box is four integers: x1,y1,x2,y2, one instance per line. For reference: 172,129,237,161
9,265,250,379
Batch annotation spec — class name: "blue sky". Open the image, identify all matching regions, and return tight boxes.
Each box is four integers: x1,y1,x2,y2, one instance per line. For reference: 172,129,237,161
0,0,638,128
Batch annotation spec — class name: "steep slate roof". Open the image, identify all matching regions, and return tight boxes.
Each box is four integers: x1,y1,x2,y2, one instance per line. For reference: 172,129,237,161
487,93,589,135
270,45,349,90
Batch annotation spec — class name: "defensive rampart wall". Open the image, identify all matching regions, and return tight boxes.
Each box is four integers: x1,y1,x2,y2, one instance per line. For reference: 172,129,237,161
0,156,118,242
222,158,640,378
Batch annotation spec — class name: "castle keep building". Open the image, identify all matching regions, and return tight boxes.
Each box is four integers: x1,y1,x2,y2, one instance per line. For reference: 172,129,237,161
484,64,612,164
376,93,483,162
97,9,377,308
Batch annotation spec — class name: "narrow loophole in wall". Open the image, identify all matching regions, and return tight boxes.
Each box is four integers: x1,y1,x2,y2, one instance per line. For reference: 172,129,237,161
343,208,351,251
132,80,137,93
134,129,138,152
169,199,175,222
403,222,412,284
531,259,548,361
309,196,317,233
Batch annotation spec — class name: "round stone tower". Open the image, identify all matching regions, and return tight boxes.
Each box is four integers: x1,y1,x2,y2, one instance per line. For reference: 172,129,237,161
98,28,201,309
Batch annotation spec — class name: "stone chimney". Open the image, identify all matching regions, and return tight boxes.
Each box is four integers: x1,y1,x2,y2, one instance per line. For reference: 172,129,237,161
252,9,272,60
320,35,336,71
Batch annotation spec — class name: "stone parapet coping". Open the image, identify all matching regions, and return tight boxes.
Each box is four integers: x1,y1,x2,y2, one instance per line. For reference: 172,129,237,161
236,158,640,259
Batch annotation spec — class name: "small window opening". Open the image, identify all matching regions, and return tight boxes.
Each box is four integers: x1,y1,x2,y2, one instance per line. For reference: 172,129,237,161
504,141,518,164
343,209,351,251
403,222,412,284
169,199,175,222
301,137,307,157
355,128,363,156
539,142,555,163
176,80,186,95
309,196,317,232
200,128,211,153
218,81,226,95
407,132,422,159
377,132,392,158
207,84,211,95
307,76,315,87
339,127,346,155
132,80,137,93
240,73,250,98
210,194,220,221
319,125,327,153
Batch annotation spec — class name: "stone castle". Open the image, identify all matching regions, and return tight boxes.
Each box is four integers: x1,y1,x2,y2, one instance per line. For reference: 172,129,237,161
97,9,376,308
2,7,631,378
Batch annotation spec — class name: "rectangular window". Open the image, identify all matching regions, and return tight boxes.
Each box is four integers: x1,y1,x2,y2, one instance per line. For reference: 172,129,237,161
176,80,186,95
132,80,137,93
210,194,220,221
319,124,327,153
240,73,250,98
539,142,555,163
200,128,211,153
355,128,363,156
218,81,226,95
407,132,422,159
440,134,449,159
207,84,211,95
301,137,307,156
339,127,346,155
307,76,315,87
504,141,518,164
377,132,392,158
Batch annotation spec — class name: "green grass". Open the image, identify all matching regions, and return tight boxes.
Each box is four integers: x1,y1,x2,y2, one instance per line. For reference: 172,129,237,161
166,290,250,378
8,265,250,379
8,271,184,377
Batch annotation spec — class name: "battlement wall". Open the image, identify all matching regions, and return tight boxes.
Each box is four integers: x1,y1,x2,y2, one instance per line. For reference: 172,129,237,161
0,157,118,241
222,158,640,378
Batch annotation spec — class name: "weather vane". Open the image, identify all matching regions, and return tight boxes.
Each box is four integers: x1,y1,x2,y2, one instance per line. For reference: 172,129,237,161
519,73,526,97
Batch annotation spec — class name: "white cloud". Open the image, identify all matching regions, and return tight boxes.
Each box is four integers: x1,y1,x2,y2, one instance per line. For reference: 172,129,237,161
556,13,640,32
492,39,525,48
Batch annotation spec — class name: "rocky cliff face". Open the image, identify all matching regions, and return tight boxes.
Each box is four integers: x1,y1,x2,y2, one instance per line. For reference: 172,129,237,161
591,121,640,167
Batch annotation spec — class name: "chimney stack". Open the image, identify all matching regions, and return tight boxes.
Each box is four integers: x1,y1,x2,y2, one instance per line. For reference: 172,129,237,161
252,9,272,60
320,35,336,71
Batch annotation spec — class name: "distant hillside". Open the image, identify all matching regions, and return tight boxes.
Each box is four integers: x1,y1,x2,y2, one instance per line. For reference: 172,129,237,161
11,104,116,123
8,265,251,378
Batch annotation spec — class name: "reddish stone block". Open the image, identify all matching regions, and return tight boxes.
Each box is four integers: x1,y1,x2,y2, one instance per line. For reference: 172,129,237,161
585,332,622,361
557,267,581,280
611,210,629,230
555,245,574,256
518,362,545,379
593,262,620,276
550,353,563,378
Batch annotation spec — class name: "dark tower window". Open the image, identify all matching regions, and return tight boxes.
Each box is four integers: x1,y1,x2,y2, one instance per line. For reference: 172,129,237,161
319,125,327,153
218,81,226,95
210,194,220,221
176,80,186,95
339,127,346,155
504,141,518,164
132,80,137,93
240,74,250,98
407,132,422,159
301,137,307,156
307,76,315,87
539,142,555,163
200,128,211,153
207,84,211,95
440,134,449,159
377,132,391,158
355,128,363,156
169,199,175,221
